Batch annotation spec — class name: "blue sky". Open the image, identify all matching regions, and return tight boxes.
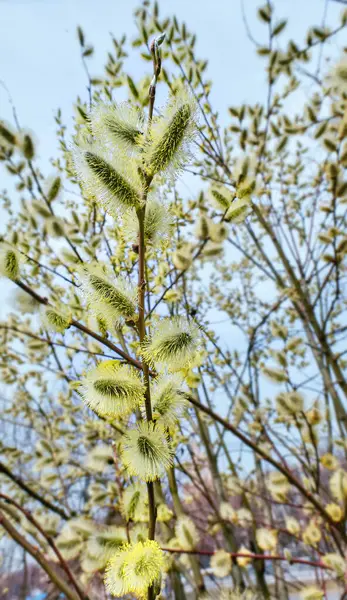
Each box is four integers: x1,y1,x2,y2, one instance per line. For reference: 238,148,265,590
0,0,343,166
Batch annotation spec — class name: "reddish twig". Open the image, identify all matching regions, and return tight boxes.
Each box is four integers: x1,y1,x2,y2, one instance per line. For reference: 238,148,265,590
161,547,334,572
14,279,149,372
0,494,89,600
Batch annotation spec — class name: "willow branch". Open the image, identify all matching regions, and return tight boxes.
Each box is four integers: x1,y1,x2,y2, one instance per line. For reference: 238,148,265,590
13,279,147,371
0,494,89,600
162,547,334,571
0,461,71,520
184,393,346,546
0,508,80,600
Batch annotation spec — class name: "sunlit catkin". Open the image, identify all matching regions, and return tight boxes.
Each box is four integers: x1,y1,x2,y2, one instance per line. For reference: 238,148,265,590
80,360,145,417
145,88,197,177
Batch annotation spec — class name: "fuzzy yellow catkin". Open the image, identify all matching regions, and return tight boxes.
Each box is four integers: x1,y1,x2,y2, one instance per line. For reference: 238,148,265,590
276,391,304,416
0,120,17,147
145,88,197,177
121,482,149,523
210,550,232,578
80,361,145,417
85,151,140,205
45,174,62,202
220,502,237,523
91,102,144,152
209,222,229,243
266,471,290,501
195,215,211,240
78,264,138,326
142,317,201,372
121,421,173,481
20,131,35,160
322,553,345,576
285,516,300,536
172,243,194,270
73,142,142,217
326,56,347,94
85,444,114,472
236,508,253,528
320,453,338,470
325,503,343,522
262,366,288,383
300,586,324,600
209,185,234,210
55,531,84,561
105,540,164,598
86,525,127,566
43,307,71,333
225,198,250,223
175,516,199,550
14,289,39,313
202,241,224,259
329,469,347,501
256,528,277,551
302,520,321,546
150,374,187,426
184,370,201,388
164,289,182,303
0,245,20,280
123,198,172,245
45,216,65,238
156,503,173,522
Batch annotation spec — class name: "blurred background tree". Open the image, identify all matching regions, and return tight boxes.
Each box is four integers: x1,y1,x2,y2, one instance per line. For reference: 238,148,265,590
1,1,347,599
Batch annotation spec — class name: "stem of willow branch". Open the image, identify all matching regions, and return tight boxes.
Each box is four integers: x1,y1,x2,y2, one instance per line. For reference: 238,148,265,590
137,203,157,600
137,33,165,600
148,34,164,126
137,204,157,553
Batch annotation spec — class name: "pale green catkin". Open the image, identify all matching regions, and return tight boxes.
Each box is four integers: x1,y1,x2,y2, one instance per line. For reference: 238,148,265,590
149,103,193,174
104,114,142,148
84,151,140,208
88,274,137,320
